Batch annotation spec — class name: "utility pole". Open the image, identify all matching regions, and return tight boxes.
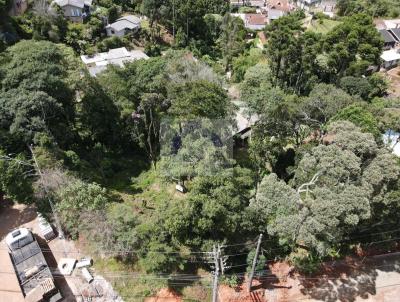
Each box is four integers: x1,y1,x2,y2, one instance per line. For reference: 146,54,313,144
212,245,220,302
248,234,263,292
172,0,175,39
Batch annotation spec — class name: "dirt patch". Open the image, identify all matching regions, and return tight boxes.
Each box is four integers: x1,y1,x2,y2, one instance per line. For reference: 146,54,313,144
144,288,182,302
383,67,400,98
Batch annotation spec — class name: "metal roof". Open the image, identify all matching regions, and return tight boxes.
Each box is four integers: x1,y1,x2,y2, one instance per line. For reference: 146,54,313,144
379,29,396,43
9,239,53,296
389,28,400,42
53,0,92,8
107,15,141,32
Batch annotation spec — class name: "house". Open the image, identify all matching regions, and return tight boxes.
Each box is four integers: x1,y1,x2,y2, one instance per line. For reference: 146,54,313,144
245,14,268,30
9,0,28,16
266,0,292,22
379,29,397,50
381,49,400,69
53,0,92,22
320,0,336,18
230,0,266,7
106,15,141,37
383,19,400,29
81,47,149,77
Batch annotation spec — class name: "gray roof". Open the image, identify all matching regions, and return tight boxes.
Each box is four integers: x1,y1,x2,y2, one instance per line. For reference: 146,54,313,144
107,15,141,32
379,29,396,43
54,0,92,8
389,28,400,42
10,239,53,295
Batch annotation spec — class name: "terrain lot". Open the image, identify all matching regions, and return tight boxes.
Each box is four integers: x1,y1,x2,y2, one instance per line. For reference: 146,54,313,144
2,201,400,302
0,201,121,302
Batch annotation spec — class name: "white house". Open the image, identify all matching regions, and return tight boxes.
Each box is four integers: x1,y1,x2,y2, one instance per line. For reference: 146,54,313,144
266,0,292,23
106,15,141,37
53,0,92,22
81,47,149,76
245,14,268,30
381,49,400,69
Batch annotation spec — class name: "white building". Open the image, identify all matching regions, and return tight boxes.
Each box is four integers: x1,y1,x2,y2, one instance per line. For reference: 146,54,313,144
53,0,92,22
381,49,400,69
81,47,149,76
266,0,292,23
383,130,400,157
106,15,141,37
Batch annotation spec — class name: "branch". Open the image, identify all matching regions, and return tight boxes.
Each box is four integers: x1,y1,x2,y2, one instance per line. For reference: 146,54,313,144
297,171,322,195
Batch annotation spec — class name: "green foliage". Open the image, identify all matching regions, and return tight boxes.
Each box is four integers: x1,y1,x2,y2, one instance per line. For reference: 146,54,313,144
331,104,380,137
163,167,254,249
0,151,34,204
323,14,383,78
218,14,247,71
339,74,388,101
56,180,109,238
250,121,399,257
168,80,228,119
265,13,321,94
289,248,322,274
232,48,265,83
159,120,234,182
246,249,267,274
337,0,400,18
0,40,76,147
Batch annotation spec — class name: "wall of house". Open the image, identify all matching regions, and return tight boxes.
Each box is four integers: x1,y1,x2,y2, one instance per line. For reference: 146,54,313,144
246,24,266,31
62,5,84,22
267,8,286,22
106,28,126,37
383,59,400,69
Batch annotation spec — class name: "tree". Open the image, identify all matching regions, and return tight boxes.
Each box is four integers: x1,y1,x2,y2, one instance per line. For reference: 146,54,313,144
81,203,139,259
56,180,109,238
323,14,383,78
300,84,355,132
159,119,234,183
0,40,77,147
218,14,246,71
168,80,228,119
0,151,34,204
331,104,380,137
164,167,254,249
265,12,320,94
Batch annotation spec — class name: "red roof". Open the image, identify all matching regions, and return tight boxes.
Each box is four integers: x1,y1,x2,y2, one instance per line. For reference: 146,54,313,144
246,14,268,25
267,0,292,12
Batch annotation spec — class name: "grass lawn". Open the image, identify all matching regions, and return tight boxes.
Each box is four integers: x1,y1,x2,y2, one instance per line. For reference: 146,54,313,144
306,19,342,35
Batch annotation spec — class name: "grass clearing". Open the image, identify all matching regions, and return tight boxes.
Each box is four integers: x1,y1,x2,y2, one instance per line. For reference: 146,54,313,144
306,19,342,34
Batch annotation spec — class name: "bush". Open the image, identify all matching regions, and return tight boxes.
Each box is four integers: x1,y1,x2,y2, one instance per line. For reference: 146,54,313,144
289,248,322,275
56,180,109,238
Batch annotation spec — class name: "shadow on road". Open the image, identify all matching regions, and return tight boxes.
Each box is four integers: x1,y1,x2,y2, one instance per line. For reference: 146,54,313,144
299,254,400,302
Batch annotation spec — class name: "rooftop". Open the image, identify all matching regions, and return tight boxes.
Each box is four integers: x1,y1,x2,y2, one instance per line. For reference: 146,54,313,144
81,47,149,76
390,28,400,41
267,0,292,12
381,49,400,62
246,14,268,25
106,15,141,32
379,29,397,43
54,0,92,8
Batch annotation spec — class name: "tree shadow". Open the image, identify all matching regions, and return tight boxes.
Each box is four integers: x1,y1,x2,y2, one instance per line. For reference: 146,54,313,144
298,255,400,302
0,200,37,240
36,235,77,302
